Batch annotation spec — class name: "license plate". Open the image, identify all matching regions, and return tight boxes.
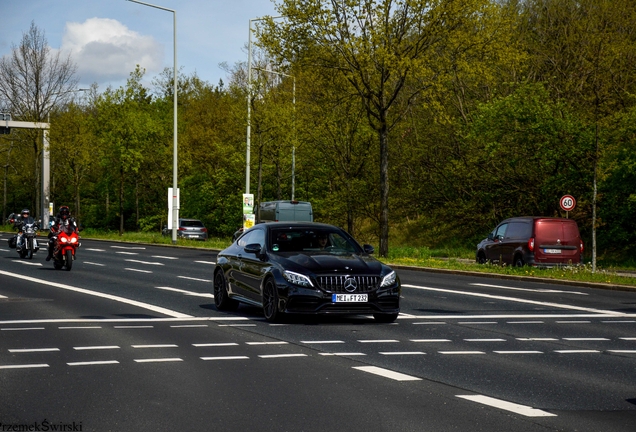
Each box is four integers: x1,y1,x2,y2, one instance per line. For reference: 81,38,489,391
544,249,560,254
332,294,368,303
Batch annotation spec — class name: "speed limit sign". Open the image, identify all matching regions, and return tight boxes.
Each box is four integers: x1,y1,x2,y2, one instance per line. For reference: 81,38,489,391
560,195,576,212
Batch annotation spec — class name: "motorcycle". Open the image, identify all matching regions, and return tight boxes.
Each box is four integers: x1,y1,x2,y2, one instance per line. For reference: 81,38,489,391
51,222,80,271
16,220,40,259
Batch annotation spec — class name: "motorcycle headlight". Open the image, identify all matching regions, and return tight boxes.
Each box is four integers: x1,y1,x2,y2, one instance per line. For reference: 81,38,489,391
61,237,68,243
71,238,78,243
283,271,314,287
380,271,397,288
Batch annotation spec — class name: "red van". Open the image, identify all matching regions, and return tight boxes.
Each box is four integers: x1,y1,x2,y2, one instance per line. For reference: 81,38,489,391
476,217,583,267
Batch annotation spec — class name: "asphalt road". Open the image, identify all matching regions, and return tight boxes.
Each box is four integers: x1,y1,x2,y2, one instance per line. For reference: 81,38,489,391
0,237,635,431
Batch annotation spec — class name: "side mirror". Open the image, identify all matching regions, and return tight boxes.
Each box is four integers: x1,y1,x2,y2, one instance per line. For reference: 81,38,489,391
487,233,494,241
244,243,263,255
363,244,375,254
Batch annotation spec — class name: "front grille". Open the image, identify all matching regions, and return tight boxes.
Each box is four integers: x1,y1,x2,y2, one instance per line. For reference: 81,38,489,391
317,275,380,294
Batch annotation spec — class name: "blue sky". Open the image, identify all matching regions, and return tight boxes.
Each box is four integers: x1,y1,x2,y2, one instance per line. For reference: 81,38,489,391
1,0,279,90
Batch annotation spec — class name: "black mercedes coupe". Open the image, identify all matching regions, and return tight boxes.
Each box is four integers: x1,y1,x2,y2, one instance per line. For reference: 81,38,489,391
213,222,401,323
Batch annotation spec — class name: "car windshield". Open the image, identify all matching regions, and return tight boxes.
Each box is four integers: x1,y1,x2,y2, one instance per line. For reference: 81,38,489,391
269,228,360,254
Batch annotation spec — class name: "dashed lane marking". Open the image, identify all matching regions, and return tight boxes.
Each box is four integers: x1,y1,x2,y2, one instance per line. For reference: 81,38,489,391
457,395,556,417
67,360,119,367
177,276,212,283
125,259,164,266
201,356,249,361
73,346,120,351
9,348,59,353
194,261,216,265
353,366,421,381
134,358,183,363
258,354,307,359
124,268,152,273
0,364,49,370
132,344,178,349
84,262,105,266
152,256,179,260
155,286,214,298
470,283,587,296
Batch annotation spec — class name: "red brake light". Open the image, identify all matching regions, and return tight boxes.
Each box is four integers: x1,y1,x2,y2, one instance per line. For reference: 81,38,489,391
178,227,186,231
528,237,535,252
202,228,207,233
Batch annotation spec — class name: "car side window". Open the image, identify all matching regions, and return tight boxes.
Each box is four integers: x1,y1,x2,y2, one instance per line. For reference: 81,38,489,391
238,229,265,248
495,223,508,240
505,222,530,239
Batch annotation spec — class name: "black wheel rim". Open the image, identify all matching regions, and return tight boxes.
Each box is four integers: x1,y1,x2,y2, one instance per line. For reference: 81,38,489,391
214,273,222,306
263,281,275,319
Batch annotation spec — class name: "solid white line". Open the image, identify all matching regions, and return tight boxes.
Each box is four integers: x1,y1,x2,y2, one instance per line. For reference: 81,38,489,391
73,346,120,350
124,268,152,273
0,364,49,369
456,395,556,417
67,360,119,366
246,342,288,345
131,344,178,349
439,351,485,355
125,259,164,266
1,327,45,331
358,339,399,343
353,366,421,381
201,356,249,361
379,352,425,355
193,343,238,347
410,339,451,343
194,261,216,265
301,340,345,344
494,351,543,354
84,262,105,266
155,286,214,298
402,284,626,316
9,348,59,353
554,350,599,354
177,276,212,283
465,339,506,342
470,283,587,296
563,338,609,341
0,270,192,319
134,358,183,363
258,354,307,359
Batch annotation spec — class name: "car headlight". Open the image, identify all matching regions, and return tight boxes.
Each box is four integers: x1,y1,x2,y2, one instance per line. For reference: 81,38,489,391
380,271,397,288
283,271,314,287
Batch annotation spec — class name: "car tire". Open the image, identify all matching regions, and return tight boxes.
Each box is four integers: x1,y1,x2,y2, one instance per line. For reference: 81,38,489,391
477,252,487,264
373,312,399,323
514,255,524,267
262,278,282,323
214,271,239,311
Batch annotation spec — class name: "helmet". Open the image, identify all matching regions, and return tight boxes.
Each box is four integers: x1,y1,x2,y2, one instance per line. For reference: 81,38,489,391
21,208,30,218
59,206,70,220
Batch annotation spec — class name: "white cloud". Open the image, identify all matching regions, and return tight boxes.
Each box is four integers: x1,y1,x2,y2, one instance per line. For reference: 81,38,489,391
60,18,163,85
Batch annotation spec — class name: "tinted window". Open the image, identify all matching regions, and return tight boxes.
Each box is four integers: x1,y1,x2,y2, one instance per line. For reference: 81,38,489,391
238,229,265,248
269,228,360,254
505,222,531,240
181,220,204,227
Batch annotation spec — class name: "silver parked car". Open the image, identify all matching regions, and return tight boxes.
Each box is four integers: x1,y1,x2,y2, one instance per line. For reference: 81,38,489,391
162,218,208,241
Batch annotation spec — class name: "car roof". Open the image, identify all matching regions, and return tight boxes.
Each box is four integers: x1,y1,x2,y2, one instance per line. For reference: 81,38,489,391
257,221,338,229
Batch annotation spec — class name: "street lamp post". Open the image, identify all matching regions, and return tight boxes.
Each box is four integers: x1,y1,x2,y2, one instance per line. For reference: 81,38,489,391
253,67,296,200
127,0,179,244
246,16,283,196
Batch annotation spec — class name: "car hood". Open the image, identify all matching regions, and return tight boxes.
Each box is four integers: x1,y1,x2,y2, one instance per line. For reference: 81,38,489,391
275,252,384,275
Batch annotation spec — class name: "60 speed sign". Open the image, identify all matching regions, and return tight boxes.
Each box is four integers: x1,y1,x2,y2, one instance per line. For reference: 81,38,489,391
560,195,576,211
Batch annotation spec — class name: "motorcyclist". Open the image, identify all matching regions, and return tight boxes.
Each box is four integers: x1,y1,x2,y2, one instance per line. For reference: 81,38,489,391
14,209,35,252
46,206,78,261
